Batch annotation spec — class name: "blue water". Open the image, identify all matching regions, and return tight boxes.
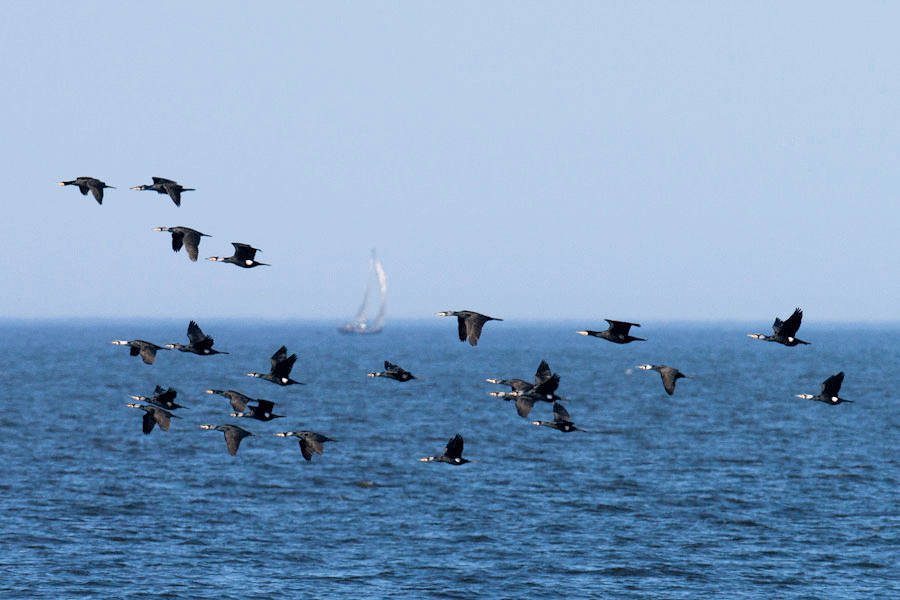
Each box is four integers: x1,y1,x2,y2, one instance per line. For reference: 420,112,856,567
1,320,898,598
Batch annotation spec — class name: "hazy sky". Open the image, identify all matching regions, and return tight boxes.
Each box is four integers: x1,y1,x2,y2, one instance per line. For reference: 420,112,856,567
3,2,899,322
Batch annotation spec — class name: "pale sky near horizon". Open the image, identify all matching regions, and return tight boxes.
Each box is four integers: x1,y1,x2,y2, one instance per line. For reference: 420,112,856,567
3,2,899,322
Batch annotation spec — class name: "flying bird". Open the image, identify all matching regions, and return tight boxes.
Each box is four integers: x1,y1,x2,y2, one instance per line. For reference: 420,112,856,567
796,371,850,405
748,307,809,347
129,385,185,410
205,389,254,412
166,320,228,356
199,424,256,456
230,399,284,421
59,177,114,204
576,319,645,344
126,403,180,434
434,310,502,346
275,430,335,461
111,339,168,365
531,401,585,433
132,177,195,206
207,243,269,268
490,360,564,417
637,364,691,395
420,434,473,465
153,226,210,262
367,360,419,382
247,345,304,385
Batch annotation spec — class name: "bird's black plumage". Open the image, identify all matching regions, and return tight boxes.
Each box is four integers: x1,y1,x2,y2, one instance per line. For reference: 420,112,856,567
367,360,418,382
59,177,115,204
247,345,303,385
532,401,584,432
796,371,850,405
434,310,502,346
167,320,227,356
420,434,472,465
132,177,195,207
205,389,254,412
577,319,646,344
111,339,168,365
748,307,809,346
275,430,335,461
199,424,256,455
130,385,185,410
153,226,209,261
637,364,691,395
231,399,283,421
126,403,180,434
207,242,269,268
490,360,564,417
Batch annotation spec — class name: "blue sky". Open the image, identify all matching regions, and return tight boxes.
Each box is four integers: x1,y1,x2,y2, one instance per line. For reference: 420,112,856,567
3,2,899,321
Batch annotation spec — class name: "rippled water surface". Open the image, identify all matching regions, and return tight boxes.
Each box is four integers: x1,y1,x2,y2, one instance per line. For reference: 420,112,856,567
1,320,898,598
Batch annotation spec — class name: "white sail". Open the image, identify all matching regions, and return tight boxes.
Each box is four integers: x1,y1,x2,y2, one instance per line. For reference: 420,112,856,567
338,250,386,334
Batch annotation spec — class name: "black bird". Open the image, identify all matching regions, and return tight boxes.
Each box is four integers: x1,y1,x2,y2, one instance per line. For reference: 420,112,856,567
126,403,180,434
247,346,304,386
230,399,284,421
637,364,691,395
487,359,555,393
132,177,195,207
111,339,168,365
367,360,419,382
532,401,585,433
493,392,540,419
153,226,209,262
59,177,114,204
199,424,256,456
434,310,502,346
748,307,809,347
130,385,185,410
205,389,254,412
577,319,646,344
796,371,850,405
207,243,269,268
275,430,335,461
485,376,533,392
490,360,564,417
166,320,228,356
420,434,473,465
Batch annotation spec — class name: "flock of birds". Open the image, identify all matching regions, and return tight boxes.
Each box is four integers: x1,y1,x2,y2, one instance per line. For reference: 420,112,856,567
61,177,849,465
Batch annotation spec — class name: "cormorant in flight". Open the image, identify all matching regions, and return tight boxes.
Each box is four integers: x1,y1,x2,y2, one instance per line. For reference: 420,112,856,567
434,310,502,346
153,226,209,261
59,177,114,204
531,401,585,433
111,339,168,365
796,372,850,405
275,430,335,461
576,319,645,344
748,307,809,346
637,364,691,395
420,434,473,465
130,385,185,410
367,361,419,382
247,345,304,385
207,243,269,268
199,424,256,456
132,177,194,206
126,403,180,434
166,320,228,356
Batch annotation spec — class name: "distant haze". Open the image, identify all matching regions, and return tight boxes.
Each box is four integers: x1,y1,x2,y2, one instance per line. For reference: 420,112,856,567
3,3,898,322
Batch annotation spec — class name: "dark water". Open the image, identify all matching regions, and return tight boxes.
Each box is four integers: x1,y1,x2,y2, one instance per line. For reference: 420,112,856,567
1,320,898,598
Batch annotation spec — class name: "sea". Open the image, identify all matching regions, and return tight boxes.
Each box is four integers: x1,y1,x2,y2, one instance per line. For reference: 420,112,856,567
1,319,898,599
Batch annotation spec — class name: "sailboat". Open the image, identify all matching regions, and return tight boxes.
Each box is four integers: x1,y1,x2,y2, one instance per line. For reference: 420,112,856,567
338,249,387,334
